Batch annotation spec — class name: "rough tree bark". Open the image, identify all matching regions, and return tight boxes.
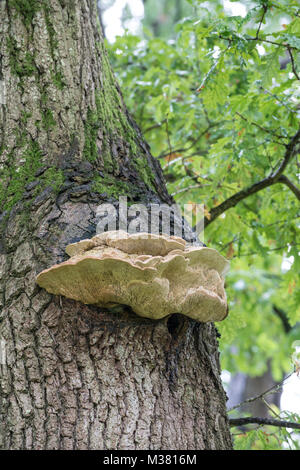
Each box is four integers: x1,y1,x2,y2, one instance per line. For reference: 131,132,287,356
0,0,232,449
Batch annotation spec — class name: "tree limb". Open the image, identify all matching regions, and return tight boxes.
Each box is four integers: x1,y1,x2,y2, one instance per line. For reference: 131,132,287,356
229,417,300,430
278,174,300,201
228,373,293,412
273,305,292,333
256,4,268,39
205,128,300,227
287,46,300,80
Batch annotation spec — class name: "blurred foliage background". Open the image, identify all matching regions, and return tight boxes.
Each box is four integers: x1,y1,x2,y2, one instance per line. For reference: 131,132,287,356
98,0,300,449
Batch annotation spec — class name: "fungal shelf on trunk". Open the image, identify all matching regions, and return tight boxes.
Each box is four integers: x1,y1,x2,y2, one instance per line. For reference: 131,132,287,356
36,231,230,322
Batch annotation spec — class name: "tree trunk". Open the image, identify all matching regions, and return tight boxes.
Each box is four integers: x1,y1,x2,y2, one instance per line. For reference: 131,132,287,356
0,0,232,450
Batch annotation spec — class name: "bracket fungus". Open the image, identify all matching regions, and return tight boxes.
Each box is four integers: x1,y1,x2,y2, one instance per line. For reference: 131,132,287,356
36,231,230,322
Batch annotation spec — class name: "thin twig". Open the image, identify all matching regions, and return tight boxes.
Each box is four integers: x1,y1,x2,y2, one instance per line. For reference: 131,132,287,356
143,119,167,134
196,44,231,91
260,86,298,114
171,184,209,196
183,160,213,185
236,112,287,141
287,46,300,80
216,216,299,254
228,373,294,412
165,116,172,161
260,399,294,450
245,37,297,50
229,417,300,431
235,243,300,258
278,174,300,201
219,34,297,50
158,123,219,159
262,397,280,418
256,4,268,39
218,235,241,253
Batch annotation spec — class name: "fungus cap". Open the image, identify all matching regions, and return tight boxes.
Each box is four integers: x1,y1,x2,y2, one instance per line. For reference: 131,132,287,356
36,231,230,322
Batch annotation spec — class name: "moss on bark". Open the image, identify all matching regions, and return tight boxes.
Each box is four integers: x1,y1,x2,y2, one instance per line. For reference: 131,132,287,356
9,0,41,29
0,140,64,213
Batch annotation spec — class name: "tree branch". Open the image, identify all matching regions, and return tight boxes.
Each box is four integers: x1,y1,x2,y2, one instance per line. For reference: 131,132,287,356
143,119,167,134
278,174,300,201
233,242,300,258
228,373,293,412
273,305,292,333
276,128,300,174
260,86,297,114
158,123,220,159
256,4,268,39
205,128,300,227
287,46,300,80
171,183,209,196
219,34,297,51
236,112,287,141
229,417,300,430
